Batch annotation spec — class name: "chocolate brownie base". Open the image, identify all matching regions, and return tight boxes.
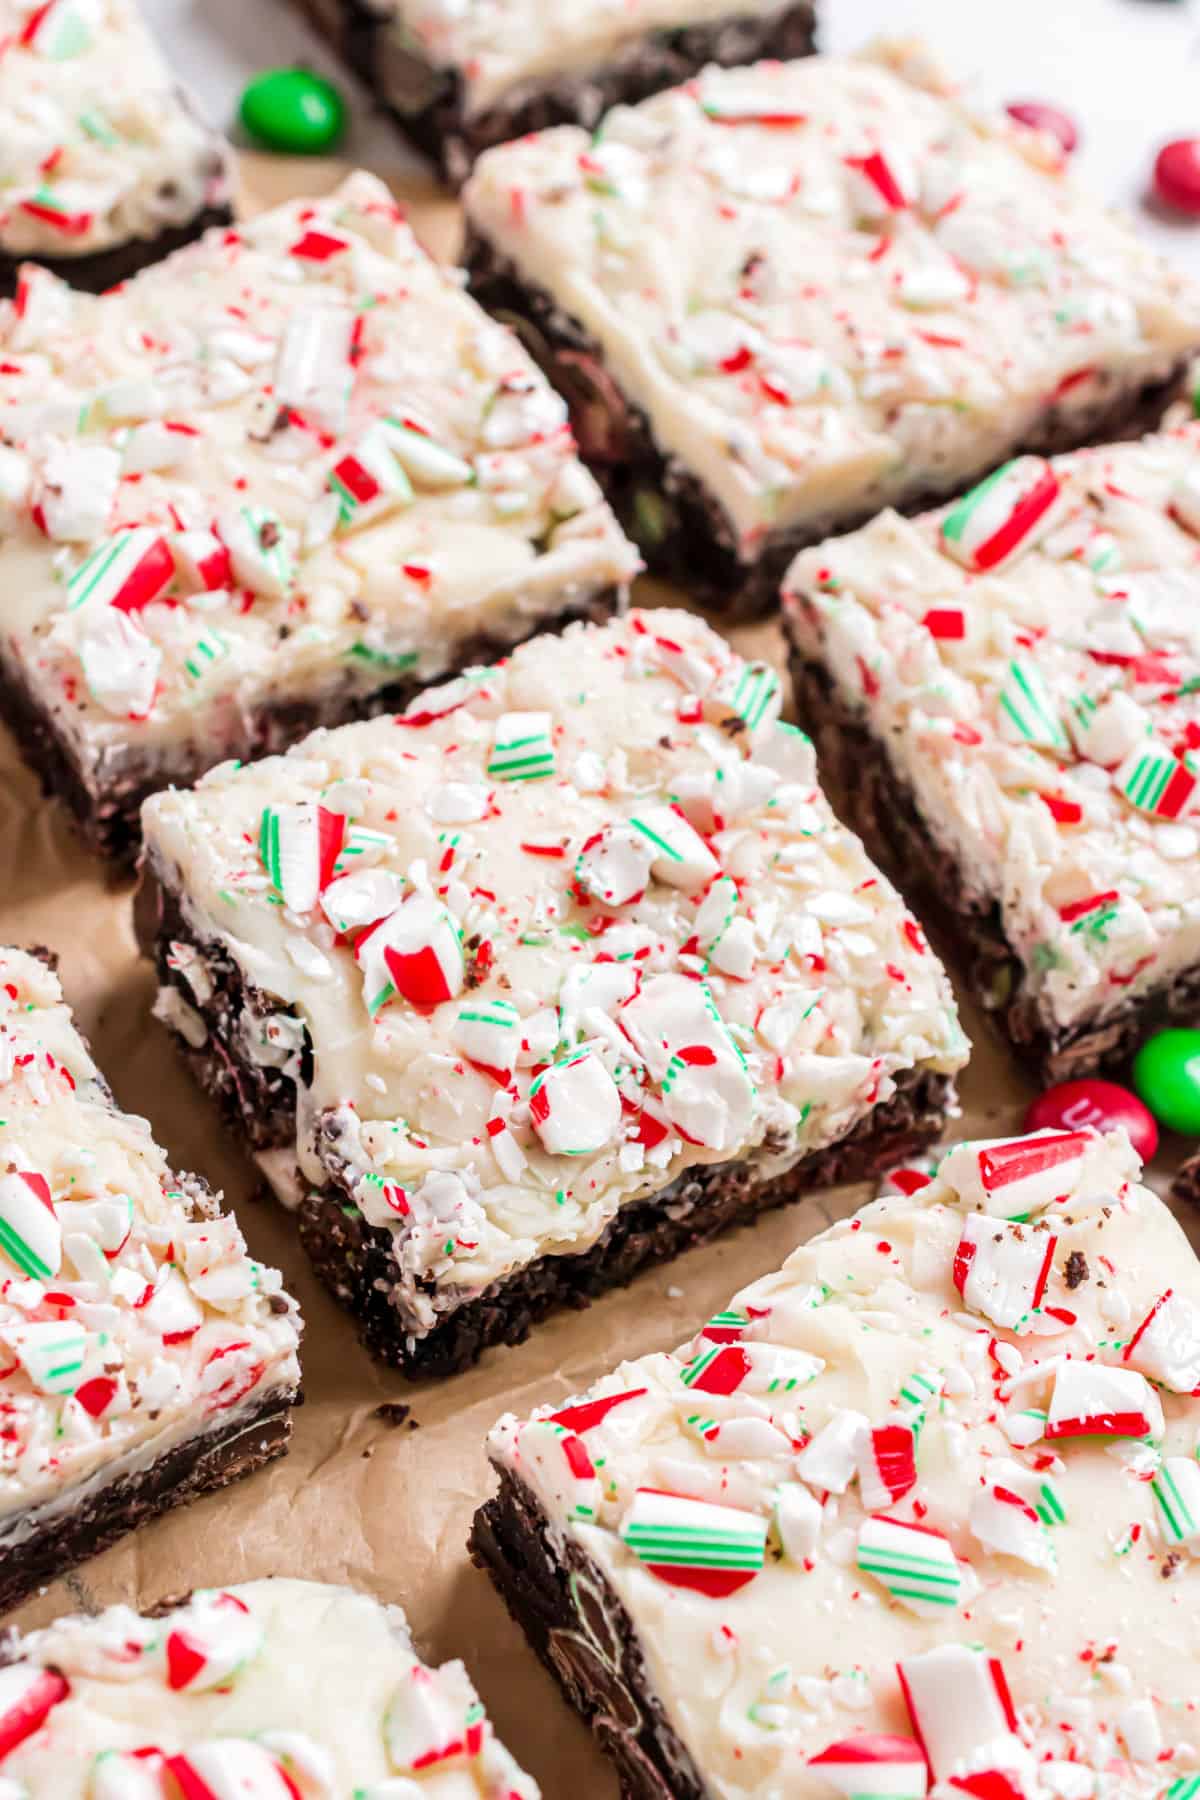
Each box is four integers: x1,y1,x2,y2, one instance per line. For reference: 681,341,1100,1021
464,235,1193,617
0,1387,295,1616
294,0,818,189
0,205,233,298
140,871,953,1378
1,587,622,867
785,641,1200,1084
472,1466,704,1799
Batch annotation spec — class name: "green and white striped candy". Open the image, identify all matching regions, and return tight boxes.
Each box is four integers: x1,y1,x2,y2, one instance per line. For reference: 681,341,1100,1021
219,503,293,599
897,1370,941,1439
856,1516,963,1614
1167,1779,1200,1800
1152,1457,1200,1548
620,1488,767,1573
8,1320,87,1396
24,0,94,57
0,1170,61,1281
383,417,474,488
333,825,392,873
695,875,739,957
715,661,781,738
183,629,228,685
328,423,414,531
259,802,346,915
1114,741,1197,821
452,999,521,1077
629,804,719,892
997,658,1068,752
488,712,556,783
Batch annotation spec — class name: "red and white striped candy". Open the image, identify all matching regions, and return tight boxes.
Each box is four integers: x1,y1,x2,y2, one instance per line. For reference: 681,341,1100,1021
174,527,233,592
273,304,355,435
628,804,719,892
969,1481,1056,1574
897,1645,1021,1784
952,1215,1056,1332
574,825,653,909
259,802,346,915
809,1734,928,1798
857,1422,917,1511
385,1665,485,1773
0,1663,70,1759
940,457,1061,573
938,1133,1091,1219
620,973,756,1153
164,1592,263,1693
141,1266,205,1342
845,147,918,214
515,1419,601,1521
356,896,464,1014
1045,1359,1163,1441
0,1169,60,1280
1124,1289,1200,1394
66,527,174,613
529,1051,621,1157
328,423,414,530
682,1340,823,1397
166,1741,301,1800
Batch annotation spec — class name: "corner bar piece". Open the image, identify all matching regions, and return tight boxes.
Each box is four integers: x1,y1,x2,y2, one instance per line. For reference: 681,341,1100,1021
462,39,1200,613
0,0,233,294
784,422,1200,1083
292,0,817,189
473,1127,1200,1799
0,1578,538,1795
0,949,300,1614
0,170,637,863
139,608,965,1378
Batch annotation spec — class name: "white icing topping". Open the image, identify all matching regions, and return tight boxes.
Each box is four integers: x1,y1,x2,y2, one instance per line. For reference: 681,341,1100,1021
1,1578,538,1796
0,171,636,782
488,1129,1200,1797
0,948,300,1520
784,422,1200,1034
140,610,966,1335
0,0,230,258
462,40,1200,555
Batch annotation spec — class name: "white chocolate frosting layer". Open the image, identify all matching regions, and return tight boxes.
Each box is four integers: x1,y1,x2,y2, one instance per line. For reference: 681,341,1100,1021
0,0,230,260
141,610,966,1335
0,171,636,780
374,0,801,116
463,40,1200,557
785,422,1200,1036
0,949,300,1525
0,1577,539,1796
489,1129,1200,1799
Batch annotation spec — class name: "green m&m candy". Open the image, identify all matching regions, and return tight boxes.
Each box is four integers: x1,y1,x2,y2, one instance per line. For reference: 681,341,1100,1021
239,69,347,155
1133,1028,1200,1136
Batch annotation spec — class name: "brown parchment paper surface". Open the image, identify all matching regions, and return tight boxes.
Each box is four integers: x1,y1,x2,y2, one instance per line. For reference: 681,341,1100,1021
2,151,1197,1797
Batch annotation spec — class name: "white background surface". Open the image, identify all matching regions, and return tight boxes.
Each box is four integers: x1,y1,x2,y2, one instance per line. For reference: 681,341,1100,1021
147,0,1200,267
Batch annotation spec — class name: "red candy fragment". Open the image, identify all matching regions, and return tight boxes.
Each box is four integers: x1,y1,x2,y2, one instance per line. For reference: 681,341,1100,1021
1005,101,1078,154
1155,139,1200,215
1023,1078,1158,1163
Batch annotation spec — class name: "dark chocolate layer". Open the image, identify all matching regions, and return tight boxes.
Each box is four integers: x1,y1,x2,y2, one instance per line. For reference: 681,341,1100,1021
0,1387,296,1617
141,871,953,1378
0,205,233,299
464,234,1192,616
1,588,622,866
784,636,1200,1084
293,0,818,188
472,1465,706,1799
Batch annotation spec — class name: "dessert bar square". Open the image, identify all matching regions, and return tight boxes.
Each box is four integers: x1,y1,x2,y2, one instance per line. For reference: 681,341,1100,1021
0,0,233,294
473,1127,1200,1799
462,40,1200,613
293,0,818,188
783,423,1200,1083
0,170,637,863
0,948,301,1614
139,609,966,1378
0,1577,538,1794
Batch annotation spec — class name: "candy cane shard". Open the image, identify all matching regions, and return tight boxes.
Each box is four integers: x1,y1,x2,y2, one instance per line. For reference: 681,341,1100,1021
937,1132,1094,1219
844,148,919,215
619,1488,768,1595
488,711,556,783
218,504,293,599
996,658,1069,753
66,526,175,613
897,1645,1023,1788
165,1740,301,1800
1114,741,1198,820
940,457,1061,572
1124,1289,1200,1393
681,1340,823,1397
0,1169,60,1280
451,999,521,1082
258,802,347,915
356,896,464,1013
513,1419,601,1521
808,1734,929,1798
76,606,161,719
319,868,405,936
529,1051,621,1156
1044,1360,1163,1440
968,1481,1056,1574
273,304,356,435
855,1516,963,1614
382,417,475,488
174,527,233,592
1152,1457,1200,1550
385,1665,487,1772
91,1749,168,1800
795,1409,870,1493
952,1214,1056,1331
328,422,415,531
773,1479,823,1563
6,1319,86,1394
857,1422,917,1511
574,825,653,908
164,1592,264,1692
0,1664,70,1759
619,973,756,1152
629,804,719,891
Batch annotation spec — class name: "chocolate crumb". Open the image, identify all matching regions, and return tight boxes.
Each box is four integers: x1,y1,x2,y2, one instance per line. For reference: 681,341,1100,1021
374,1402,413,1428
268,1294,291,1314
1163,1553,1183,1580
258,521,281,549
1064,1250,1090,1290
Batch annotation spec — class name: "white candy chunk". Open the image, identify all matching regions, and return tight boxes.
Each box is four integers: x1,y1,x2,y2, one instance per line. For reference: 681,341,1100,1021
91,1751,167,1800
452,999,521,1078
574,825,653,909
629,804,719,891
273,304,355,433
515,1419,601,1522
76,608,161,718
385,1664,483,1772
37,441,120,541
320,869,406,935
1151,1457,1200,1549
218,503,294,598
937,1130,1132,1219
969,1482,1056,1574
161,1740,294,1796
794,1409,870,1493
529,1052,621,1156
1124,1289,1200,1393
1068,689,1147,769
140,1266,205,1340
773,1480,823,1563
5,1319,86,1395
619,973,756,1152
952,1213,1056,1332
1045,1360,1163,1441
897,1644,1025,1784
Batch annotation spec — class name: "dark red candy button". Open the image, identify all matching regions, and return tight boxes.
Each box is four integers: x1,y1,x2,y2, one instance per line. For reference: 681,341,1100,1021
1005,101,1078,154
1023,1078,1158,1163
1154,138,1200,215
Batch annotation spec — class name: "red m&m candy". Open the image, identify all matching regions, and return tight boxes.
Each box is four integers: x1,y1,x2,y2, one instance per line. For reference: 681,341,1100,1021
1154,139,1200,215
1005,101,1079,155
1023,1078,1158,1163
